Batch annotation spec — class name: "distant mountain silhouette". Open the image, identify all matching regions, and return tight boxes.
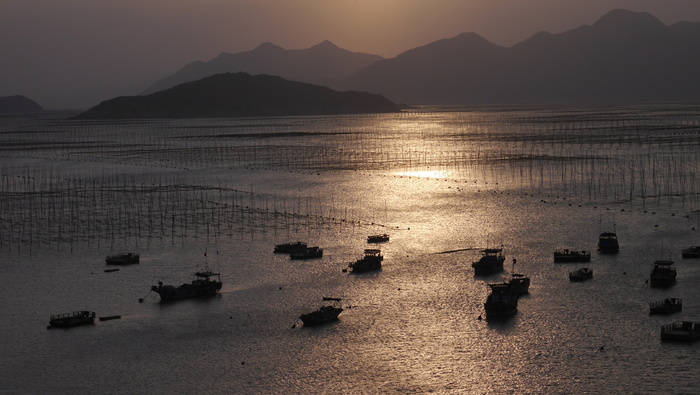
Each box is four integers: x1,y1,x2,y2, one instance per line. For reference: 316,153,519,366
143,41,383,95
74,72,400,119
336,9,700,104
0,95,43,113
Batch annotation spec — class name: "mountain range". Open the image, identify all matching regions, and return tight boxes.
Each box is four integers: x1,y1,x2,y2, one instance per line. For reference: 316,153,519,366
74,72,400,119
143,41,383,95
145,9,700,105
338,9,700,104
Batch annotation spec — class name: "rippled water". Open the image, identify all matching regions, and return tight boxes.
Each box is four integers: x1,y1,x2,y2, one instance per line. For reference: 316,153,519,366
1,105,700,394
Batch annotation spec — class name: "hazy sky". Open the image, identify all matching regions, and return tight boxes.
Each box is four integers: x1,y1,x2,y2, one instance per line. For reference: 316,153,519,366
3,0,700,108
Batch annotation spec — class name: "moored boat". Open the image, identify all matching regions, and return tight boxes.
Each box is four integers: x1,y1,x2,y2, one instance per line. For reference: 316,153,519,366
660,321,700,342
348,249,383,273
150,270,222,301
484,283,518,318
598,232,619,254
507,273,530,295
274,241,307,253
649,260,676,287
569,267,593,282
48,311,96,329
553,249,591,263
299,305,343,326
367,234,390,243
649,298,682,315
105,252,139,265
472,248,505,275
681,246,700,259
289,246,323,260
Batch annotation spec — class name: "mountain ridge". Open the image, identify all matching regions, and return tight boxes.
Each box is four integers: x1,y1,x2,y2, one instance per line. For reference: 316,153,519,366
75,72,400,119
335,8,700,104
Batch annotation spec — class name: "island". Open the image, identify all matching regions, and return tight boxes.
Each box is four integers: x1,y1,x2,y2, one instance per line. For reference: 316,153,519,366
73,72,400,119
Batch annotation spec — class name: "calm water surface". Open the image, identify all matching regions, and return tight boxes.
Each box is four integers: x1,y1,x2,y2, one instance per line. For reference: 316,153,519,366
1,105,700,394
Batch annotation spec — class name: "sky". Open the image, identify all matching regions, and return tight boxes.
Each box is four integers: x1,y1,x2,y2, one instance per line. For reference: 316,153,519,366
3,0,700,109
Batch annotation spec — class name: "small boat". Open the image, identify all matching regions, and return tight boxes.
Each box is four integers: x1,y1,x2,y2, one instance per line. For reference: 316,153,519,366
274,241,307,253
660,321,700,342
99,315,122,321
597,232,619,254
681,246,700,259
472,248,505,275
48,311,96,328
501,258,529,295
299,305,343,326
151,270,222,301
507,273,530,295
105,252,139,265
348,249,383,273
569,267,593,282
289,246,323,260
649,260,676,287
649,298,682,315
484,283,518,318
367,234,390,243
104,268,120,273
553,249,591,263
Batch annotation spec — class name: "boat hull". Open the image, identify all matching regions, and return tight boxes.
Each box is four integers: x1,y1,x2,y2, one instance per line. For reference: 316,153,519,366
48,311,96,328
299,306,343,326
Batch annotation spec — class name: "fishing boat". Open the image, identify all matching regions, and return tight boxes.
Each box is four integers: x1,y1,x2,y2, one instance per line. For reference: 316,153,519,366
48,311,96,329
150,270,222,301
553,249,591,263
502,258,529,295
472,248,505,275
681,246,700,259
569,267,593,282
289,246,323,260
105,252,139,265
484,283,518,318
649,260,676,287
597,232,619,254
273,241,307,253
348,249,383,273
660,321,700,342
367,234,390,243
649,298,682,315
299,305,343,326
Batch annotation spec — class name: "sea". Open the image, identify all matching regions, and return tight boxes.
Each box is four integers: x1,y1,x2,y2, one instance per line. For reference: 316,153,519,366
1,104,700,394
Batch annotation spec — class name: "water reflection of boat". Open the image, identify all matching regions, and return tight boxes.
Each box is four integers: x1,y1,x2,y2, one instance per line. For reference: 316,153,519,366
484,283,518,318
289,246,323,260
553,249,591,263
151,270,222,301
367,234,389,243
649,260,676,287
681,246,700,259
649,298,682,315
569,267,593,282
105,253,139,265
274,241,307,253
348,249,383,273
472,248,505,275
598,232,619,254
660,321,700,342
48,311,96,329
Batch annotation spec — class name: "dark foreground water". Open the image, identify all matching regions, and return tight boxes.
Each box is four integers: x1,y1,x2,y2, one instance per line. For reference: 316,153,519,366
1,105,700,394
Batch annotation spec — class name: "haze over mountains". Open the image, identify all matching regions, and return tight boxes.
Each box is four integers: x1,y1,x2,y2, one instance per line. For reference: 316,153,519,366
143,9,700,106
143,41,383,95
339,9,700,104
10,8,700,110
